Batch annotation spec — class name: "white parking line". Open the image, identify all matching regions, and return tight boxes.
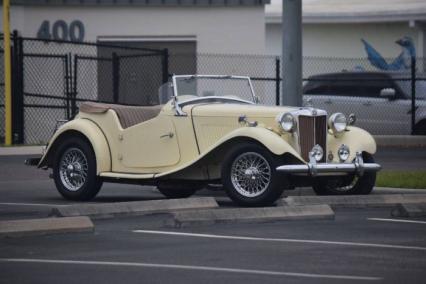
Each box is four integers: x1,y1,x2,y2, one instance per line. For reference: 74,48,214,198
0,202,68,207
133,230,426,251
0,258,382,281
368,218,426,225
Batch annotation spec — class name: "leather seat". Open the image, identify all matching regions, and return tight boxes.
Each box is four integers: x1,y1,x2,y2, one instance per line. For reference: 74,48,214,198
79,102,163,129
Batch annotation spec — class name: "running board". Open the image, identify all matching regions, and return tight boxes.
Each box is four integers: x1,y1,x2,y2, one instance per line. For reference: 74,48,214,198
99,172,155,179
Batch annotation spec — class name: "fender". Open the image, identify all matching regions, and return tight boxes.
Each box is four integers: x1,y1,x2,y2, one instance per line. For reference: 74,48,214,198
38,118,111,174
208,126,303,158
328,126,377,162
154,126,304,178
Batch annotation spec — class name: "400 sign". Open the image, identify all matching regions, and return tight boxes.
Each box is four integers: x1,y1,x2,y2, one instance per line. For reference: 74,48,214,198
37,20,85,42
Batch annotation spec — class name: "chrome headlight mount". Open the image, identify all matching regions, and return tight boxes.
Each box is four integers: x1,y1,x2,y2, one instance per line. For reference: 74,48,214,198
328,113,347,134
276,112,296,133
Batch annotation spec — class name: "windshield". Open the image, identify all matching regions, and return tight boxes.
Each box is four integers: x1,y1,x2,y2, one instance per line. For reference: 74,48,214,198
173,76,255,103
394,79,426,100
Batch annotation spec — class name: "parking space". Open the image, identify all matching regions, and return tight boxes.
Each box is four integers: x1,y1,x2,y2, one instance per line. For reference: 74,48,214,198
1,207,426,284
1,151,426,283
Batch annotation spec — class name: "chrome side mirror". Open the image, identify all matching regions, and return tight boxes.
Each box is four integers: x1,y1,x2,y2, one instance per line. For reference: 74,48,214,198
380,88,396,99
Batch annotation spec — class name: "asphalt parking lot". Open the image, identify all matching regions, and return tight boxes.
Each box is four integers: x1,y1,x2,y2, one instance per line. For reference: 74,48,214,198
0,148,426,283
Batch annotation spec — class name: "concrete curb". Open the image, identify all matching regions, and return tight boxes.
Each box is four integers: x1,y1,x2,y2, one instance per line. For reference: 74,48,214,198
0,146,43,156
50,197,219,218
0,216,93,238
374,135,426,147
166,205,334,228
374,187,426,194
282,194,426,208
391,203,426,217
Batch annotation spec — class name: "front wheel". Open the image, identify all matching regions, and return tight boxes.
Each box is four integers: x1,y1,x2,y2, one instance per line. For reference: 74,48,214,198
312,153,376,195
53,136,102,201
222,143,285,207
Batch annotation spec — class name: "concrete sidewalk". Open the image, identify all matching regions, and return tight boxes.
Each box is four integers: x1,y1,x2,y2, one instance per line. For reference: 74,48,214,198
0,146,44,156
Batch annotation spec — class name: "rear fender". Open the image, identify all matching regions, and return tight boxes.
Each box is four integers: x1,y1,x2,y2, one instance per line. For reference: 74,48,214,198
38,119,111,174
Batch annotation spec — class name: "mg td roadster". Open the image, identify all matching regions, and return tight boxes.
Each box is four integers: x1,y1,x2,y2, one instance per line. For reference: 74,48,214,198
29,75,381,207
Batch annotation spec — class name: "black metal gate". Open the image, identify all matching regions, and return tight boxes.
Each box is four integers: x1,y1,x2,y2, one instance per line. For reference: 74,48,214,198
21,53,69,144
5,34,167,145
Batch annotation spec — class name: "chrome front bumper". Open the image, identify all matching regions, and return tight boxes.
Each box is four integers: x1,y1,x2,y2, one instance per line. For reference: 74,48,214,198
276,152,381,177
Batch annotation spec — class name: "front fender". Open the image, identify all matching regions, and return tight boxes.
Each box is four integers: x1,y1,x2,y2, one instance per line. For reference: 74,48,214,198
328,126,377,162
38,118,111,174
209,126,303,160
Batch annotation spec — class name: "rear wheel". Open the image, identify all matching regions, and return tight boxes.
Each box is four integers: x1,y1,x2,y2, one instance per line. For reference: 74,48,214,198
53,136,102,201
312,153,376,195
222,143,285,207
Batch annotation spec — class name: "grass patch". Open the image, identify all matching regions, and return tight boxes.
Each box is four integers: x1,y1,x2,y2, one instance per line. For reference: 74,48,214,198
376,170,426,189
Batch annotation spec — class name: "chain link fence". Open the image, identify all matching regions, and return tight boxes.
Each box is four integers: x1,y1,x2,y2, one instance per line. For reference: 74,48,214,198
1,35,425,145
0,35,167,144
168,52,425,135
168,53,280,106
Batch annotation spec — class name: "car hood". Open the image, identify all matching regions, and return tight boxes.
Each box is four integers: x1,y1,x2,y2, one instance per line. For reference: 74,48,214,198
188,103,296,118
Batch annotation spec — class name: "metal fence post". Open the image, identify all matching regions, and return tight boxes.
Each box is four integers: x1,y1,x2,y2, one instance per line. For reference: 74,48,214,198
72,55,78,117
275,57,280,106
162,48,169,84
411,57,416,135
11,30,24,144
112,52,120,103
65,53,71,120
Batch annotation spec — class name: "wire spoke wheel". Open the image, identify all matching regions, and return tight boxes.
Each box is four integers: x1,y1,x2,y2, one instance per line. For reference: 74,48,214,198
59,147,89,192
230,152,271,198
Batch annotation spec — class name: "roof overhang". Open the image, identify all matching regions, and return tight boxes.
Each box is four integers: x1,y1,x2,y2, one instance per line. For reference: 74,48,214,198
11,0,270,6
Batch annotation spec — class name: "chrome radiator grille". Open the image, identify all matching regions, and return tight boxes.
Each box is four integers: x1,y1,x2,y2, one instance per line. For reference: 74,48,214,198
298,115,327,162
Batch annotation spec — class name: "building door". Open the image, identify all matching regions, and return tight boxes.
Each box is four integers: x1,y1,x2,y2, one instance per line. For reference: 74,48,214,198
97,38,196,106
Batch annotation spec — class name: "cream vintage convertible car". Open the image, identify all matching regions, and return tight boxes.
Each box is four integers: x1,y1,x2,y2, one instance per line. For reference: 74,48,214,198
28,75,381,206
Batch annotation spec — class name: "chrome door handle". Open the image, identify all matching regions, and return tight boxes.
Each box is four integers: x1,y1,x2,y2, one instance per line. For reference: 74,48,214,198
160,132,174,139
324,99,332,104
362,101,372,106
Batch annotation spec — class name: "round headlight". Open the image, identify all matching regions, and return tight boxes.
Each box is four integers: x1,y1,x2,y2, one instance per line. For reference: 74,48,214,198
338,144,350,162
328,113,347,133
277,112,295,132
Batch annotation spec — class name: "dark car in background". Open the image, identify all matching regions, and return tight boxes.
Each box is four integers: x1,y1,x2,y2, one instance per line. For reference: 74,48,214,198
303,71,426,135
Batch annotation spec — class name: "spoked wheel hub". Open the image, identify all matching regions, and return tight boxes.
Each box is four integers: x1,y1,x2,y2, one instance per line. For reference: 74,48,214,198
230,152,271,198
59,147,88,192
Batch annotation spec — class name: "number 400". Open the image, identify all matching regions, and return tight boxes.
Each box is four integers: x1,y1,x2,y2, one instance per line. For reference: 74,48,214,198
37,20,85,42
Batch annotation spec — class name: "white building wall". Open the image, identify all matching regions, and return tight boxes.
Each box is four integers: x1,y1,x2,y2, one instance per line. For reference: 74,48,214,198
2,5,265,55
266,22,422,58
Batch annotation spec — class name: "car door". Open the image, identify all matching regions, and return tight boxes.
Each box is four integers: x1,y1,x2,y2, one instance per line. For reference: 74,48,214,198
355,76,410,135
303,77,340,114
304,76,359,117
119,115,181,169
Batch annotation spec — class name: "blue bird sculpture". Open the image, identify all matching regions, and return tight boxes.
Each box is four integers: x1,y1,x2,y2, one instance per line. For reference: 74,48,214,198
361,36,416,71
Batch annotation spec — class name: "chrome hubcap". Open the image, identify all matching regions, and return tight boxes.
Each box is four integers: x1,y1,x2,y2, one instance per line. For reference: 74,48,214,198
59,147,88,191
230,152,271,197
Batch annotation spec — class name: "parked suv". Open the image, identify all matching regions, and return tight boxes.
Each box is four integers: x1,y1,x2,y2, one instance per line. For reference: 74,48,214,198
303,71,426,135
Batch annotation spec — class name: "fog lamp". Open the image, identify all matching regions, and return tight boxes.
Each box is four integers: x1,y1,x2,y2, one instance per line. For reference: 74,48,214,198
310,144,324,162
338,144,350,162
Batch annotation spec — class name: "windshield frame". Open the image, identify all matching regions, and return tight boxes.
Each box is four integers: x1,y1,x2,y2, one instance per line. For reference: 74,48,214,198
171,75,257,116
